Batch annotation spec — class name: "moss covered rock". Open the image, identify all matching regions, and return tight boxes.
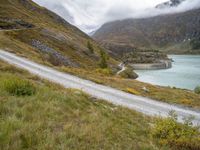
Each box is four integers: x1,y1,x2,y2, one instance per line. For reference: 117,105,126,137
118,67,138,79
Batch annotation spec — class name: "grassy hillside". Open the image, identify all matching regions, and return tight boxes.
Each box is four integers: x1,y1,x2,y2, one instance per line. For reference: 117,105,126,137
0,0,117,69
93,8,200,54
0,61,155,149
1,61,200,150
0,1,200,148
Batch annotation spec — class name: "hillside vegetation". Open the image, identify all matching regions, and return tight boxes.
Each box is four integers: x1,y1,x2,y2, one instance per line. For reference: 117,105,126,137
0,61,200,150
0,1,200,149
0,60,158,149
0,0,200,109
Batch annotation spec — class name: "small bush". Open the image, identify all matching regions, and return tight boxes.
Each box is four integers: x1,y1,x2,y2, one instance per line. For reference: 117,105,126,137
3,77,36,96
180,99,192,105
190,39,200,50
194,86,200,94
0,65,27,74
126,88,140,95
87,41,94,53
152,111,200,150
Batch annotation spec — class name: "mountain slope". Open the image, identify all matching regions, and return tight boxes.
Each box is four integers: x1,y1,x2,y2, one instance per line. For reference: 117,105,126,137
0,0,117,69
93,8,200,54
0,1,200,149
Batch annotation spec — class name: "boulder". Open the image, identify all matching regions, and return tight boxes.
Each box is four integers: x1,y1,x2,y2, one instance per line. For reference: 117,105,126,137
118,66,138,79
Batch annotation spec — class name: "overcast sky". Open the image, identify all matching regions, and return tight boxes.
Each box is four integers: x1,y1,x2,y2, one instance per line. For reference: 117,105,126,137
32,0,200,33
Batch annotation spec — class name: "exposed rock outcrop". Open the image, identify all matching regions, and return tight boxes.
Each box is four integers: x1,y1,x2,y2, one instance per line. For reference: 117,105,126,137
121,50,172,70
122,50,169,64
32,40,79,67
0,18,34,30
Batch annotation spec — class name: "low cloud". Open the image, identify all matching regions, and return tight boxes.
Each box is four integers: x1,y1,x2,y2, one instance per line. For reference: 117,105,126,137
33,0,200,33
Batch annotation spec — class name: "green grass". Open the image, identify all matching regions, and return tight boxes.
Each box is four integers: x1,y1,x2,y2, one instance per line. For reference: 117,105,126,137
2,76,36,96
0,61,199,150
0,61,157,150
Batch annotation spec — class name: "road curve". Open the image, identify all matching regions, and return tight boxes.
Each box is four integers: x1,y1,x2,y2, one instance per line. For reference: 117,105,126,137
0,49,200,125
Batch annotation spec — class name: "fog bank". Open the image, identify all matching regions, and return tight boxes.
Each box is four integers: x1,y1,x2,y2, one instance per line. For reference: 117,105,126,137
33,0,200,33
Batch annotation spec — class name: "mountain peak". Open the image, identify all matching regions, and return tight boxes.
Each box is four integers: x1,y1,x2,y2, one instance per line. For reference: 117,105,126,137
156,0,185,9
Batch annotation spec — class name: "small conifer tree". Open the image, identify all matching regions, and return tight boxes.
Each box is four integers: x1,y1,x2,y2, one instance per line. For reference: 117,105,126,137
99,49,108,68
87,41,94,53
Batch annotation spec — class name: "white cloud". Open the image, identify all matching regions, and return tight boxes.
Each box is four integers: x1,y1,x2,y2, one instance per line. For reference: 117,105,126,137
32,0,200,33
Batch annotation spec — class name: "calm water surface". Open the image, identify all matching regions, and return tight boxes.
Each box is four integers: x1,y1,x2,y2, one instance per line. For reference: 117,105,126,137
135,55,200,90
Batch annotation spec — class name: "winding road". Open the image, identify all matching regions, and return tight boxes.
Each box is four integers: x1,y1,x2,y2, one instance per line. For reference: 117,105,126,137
0,49,200,125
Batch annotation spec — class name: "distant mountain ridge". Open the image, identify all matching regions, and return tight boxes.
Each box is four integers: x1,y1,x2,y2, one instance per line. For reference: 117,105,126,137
93,8,200,54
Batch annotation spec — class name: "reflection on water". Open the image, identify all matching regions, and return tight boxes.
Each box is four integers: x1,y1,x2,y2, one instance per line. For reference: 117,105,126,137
135,55,200,90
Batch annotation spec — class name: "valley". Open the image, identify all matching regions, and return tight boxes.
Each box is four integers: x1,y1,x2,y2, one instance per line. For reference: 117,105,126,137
0,0,200,149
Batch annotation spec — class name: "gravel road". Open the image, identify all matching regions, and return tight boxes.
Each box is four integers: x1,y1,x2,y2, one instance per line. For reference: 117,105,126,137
0,50,200,125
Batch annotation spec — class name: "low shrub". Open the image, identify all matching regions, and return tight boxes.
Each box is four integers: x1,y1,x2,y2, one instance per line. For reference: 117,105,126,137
3,77,36,96
194,86,200,94
95,68,113,76
180,99,192,105
87,41,94,53
190,39,200,50
126,88,140,95
152,111,200,150
88,78,103,84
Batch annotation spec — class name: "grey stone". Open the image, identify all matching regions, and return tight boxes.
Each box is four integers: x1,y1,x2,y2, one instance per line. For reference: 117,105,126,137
31,39,79,67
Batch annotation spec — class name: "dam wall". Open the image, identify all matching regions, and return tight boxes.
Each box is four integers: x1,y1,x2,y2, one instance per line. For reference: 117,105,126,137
130,60,172,70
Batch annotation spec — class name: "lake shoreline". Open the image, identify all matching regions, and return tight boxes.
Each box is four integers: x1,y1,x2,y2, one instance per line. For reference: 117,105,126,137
135,55,200,90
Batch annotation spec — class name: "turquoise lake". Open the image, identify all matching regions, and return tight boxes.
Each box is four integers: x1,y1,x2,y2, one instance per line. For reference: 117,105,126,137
135,55,200,90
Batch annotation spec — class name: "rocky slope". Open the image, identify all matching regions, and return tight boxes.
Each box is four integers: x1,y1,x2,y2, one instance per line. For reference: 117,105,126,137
93,8,200,54
0,0,117,69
